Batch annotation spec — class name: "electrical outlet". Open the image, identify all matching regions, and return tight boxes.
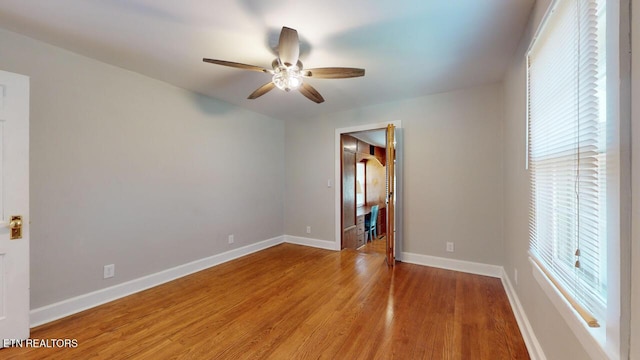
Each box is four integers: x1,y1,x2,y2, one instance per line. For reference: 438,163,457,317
228,234,234,244
103,264,115,279
306,226,311,234
446,242,454,252
514,268,519,285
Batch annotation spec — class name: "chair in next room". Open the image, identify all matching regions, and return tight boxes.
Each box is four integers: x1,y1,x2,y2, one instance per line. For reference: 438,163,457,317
365,205,379,242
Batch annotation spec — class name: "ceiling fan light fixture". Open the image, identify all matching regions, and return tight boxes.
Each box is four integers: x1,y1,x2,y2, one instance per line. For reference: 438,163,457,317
203,27,364,103
272,65,302,92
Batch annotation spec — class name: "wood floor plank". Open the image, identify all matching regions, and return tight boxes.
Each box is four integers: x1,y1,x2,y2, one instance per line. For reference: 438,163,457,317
1,244,529,359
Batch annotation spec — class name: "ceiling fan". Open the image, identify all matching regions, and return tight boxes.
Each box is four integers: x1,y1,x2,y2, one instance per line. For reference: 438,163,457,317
203,27,365,104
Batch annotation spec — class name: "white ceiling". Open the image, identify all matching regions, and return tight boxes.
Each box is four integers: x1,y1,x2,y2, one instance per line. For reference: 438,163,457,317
0,0,534,121
350,130,387,148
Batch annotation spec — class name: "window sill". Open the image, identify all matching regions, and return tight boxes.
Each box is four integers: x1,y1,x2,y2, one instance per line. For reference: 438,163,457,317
528,256,614,360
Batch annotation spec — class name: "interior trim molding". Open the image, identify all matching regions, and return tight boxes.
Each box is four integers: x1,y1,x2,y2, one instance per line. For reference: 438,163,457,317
284,235,338,250
400,252,503,278
30,235,285,327
528,257,610,360
334,121,403,254
30,238,545,360
501,268,547,360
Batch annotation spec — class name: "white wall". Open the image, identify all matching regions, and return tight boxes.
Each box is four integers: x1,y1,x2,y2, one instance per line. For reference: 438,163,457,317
2,5,636,358
0,27,285,308
630,0,639,358
503,0,636,359
502,1,590,356
285,84,504,265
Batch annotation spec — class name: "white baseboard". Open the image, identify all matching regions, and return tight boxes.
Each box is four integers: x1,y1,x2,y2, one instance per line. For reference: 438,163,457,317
30,235,285,327
284,235,338,250
401,252,503,278
501,269,546,360
400,251,544,359
30,236,544,360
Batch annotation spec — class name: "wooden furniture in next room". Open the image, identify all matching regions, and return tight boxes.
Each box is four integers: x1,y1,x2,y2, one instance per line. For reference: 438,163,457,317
341,134,387,250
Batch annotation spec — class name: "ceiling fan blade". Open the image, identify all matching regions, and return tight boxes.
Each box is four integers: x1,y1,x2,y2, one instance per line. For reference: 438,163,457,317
203,58,270,73
299,83,325,104
303,67,365,79
278,27,300,67
248,82,276,99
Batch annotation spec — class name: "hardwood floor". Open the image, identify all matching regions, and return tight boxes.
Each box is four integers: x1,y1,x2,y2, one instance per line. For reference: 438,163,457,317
2,244,529,359
358,236,386,255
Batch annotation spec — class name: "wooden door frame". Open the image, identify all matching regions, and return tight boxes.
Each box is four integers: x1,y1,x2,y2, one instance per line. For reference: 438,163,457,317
334,121,403,258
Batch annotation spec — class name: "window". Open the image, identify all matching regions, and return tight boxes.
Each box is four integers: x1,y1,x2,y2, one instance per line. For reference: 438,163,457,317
527,0,621,356
356,162,365,207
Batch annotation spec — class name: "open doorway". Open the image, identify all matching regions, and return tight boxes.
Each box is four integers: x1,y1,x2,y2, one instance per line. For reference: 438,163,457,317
341,129,387,254
334,122,402,264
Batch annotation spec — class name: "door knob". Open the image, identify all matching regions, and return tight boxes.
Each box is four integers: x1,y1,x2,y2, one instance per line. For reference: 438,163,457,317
9,215,22,240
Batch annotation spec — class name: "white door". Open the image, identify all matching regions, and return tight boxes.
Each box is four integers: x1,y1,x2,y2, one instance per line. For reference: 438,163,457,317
0,70,30,343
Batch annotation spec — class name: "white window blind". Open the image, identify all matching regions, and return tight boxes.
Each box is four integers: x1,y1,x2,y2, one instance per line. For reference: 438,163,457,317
527,0,606,327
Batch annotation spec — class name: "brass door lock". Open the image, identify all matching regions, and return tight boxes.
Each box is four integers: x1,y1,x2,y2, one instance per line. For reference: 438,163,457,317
9,215,22,240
